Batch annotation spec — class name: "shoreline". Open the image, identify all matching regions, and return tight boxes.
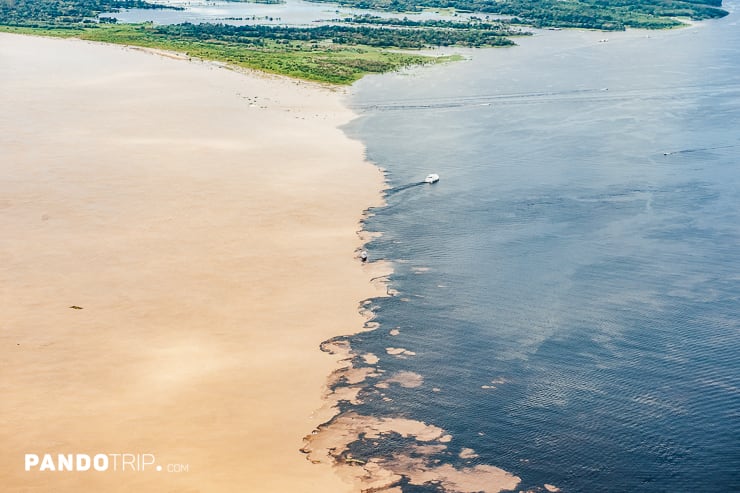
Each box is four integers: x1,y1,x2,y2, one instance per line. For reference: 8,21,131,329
0,32,388,492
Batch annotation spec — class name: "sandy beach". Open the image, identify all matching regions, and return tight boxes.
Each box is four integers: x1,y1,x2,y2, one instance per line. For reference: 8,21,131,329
0,33,387,492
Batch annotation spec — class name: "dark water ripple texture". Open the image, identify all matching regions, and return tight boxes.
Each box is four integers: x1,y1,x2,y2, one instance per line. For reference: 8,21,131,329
343,5,740,493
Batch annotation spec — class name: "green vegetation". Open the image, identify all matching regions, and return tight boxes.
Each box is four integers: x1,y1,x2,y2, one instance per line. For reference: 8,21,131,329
0,0,509,83
342,13,530,35
0,0,729,84
0,0,180,25
311,0,728,30
0,21,444,83
153,21,521,48
0,23,85,37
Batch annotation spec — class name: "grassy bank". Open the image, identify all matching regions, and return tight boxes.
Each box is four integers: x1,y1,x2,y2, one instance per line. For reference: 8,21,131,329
0,23,451,84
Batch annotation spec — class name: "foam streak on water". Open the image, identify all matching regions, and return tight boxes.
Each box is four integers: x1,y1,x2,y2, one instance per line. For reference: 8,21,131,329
340,7,740,493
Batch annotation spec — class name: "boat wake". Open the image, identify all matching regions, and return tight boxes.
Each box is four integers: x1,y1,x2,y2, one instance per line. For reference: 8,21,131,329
662,143,740,156
385,181,427,195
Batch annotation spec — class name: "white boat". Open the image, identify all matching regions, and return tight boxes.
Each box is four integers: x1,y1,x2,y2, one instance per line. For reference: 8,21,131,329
424,173,440,184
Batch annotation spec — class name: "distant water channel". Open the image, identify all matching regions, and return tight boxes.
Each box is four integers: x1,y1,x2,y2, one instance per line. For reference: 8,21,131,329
101,0,483,26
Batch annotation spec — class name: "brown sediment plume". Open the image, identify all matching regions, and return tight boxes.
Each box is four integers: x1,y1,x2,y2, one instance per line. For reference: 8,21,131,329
302,411,520,493
386,347,417,357
298,109,523,493
392,457,520,493
376,371,424,389
363,353,380,364
306,337,520,492
459,448,479,459
0,33,386,493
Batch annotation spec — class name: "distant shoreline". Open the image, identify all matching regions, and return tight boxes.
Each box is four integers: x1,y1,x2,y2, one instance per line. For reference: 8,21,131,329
2,0,725,84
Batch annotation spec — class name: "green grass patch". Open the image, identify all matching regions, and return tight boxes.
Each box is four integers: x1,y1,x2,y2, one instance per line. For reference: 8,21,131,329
0,24,85,37
3,23,447,84
81,24,442,84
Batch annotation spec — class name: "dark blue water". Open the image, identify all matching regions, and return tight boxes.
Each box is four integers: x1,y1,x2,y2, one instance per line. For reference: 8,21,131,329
341,6,740,493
